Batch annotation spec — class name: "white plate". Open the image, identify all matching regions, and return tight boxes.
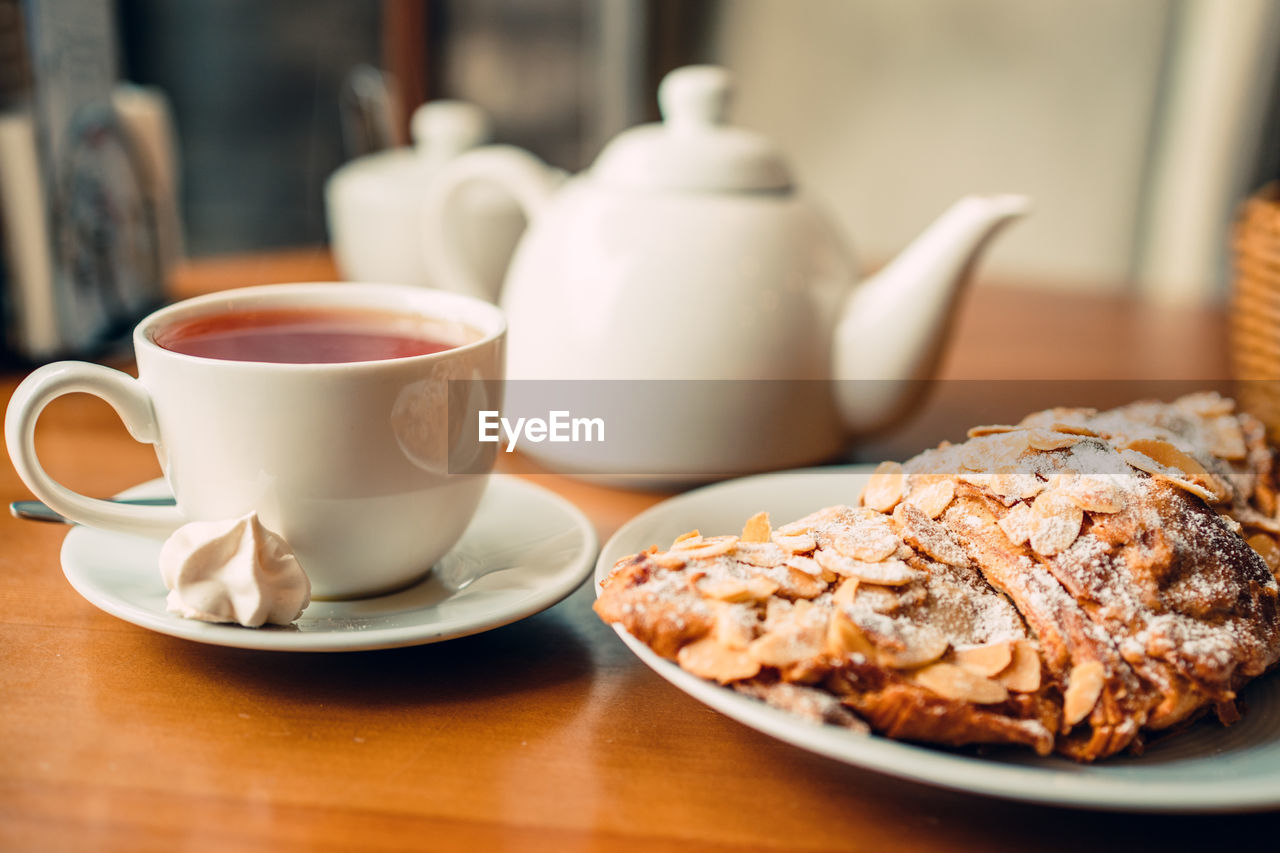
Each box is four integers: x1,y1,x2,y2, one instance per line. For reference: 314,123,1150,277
62,475,597,652
595,465,1280,813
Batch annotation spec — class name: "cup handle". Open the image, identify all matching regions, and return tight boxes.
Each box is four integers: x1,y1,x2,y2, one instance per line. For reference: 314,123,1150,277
5,361,185,536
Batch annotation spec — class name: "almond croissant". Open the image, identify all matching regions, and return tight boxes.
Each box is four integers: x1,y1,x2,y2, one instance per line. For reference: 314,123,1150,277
594,393,1280,761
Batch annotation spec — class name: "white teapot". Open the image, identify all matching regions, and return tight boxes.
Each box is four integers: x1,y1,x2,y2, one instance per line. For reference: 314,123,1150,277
421,66,1027,484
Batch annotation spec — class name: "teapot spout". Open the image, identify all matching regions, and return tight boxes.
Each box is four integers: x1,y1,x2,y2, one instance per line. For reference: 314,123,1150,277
833,194,1029,435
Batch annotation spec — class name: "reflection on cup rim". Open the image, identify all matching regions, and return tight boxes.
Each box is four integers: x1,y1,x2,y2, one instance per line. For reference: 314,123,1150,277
134,282,507,370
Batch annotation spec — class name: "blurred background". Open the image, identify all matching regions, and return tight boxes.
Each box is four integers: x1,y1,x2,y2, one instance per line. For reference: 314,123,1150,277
3,0,1280,358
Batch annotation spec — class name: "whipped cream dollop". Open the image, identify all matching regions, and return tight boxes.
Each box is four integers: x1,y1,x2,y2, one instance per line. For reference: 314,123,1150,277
159,513,311,627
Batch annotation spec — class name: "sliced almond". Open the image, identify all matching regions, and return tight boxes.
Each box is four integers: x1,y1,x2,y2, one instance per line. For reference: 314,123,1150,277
678,636,762,684
732,541,787,568
1047,422,1099,437
1234,502,1280,535
775,520,813,536
1017,409,1096,431
878,581,928,611
829,522,901,562
1247,533,1280,573
893,502,970,568
961,431,1030,471
741,511,772,544
784,555,823,577
953,640,1013,678
746,576,782,600
1124,438,1212,479
711,602,757,650
853,583,904,614
748,618,825,668
824,608,875,660
763,598,798,631
1052,473,1125,513
966,424,1020,437
906,477,956,518
998,502,1035,546
861,461,905,512
998,640,1042,692
697,576,749,602
914,662,1009,705
650,550,689,569
672,534,740,560
814,550,920,586
1028,490,1083,556
850,614,950,670
832,578,859,608
1153,470,1220,503
671,529,700,547
1121,449,1221,503
774,566,827,599
876,625,950,670
611,548,655,574
1123,438,1228,502
773,532,818,554
1174,391,1235,418
957,471,996,490
1255,479,1277,517
1207,416,1247,461
776,505,849,536
987,468,1047,501
697,575,779,603
1027,429,1081,451
1062,660,1106,727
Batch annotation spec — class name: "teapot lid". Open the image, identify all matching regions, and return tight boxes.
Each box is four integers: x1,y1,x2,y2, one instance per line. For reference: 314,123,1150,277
591,66,792,192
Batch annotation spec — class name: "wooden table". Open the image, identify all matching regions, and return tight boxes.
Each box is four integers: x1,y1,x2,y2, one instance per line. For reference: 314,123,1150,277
3,251,1276,850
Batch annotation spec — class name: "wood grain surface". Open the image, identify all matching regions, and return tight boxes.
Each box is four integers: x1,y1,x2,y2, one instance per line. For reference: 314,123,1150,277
3,253,1273,851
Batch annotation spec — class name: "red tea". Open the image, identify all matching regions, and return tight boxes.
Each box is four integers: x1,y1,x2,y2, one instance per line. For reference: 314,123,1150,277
154,306,460,364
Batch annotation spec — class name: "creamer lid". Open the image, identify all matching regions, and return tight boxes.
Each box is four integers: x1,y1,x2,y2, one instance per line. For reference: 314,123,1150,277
328,101,491,204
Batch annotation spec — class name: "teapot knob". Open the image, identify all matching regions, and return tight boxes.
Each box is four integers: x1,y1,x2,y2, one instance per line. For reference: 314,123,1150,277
411,100,490,160
658,65,732,130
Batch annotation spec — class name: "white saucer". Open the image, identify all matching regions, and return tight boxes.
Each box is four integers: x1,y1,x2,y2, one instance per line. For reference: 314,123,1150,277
596,465,1280,813
62,475,597,652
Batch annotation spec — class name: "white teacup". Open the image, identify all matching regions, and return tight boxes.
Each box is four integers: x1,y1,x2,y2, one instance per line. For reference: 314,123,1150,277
5,283,506,599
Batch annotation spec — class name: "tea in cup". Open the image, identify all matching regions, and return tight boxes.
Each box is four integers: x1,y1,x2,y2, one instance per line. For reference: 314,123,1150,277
5,283,506,599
